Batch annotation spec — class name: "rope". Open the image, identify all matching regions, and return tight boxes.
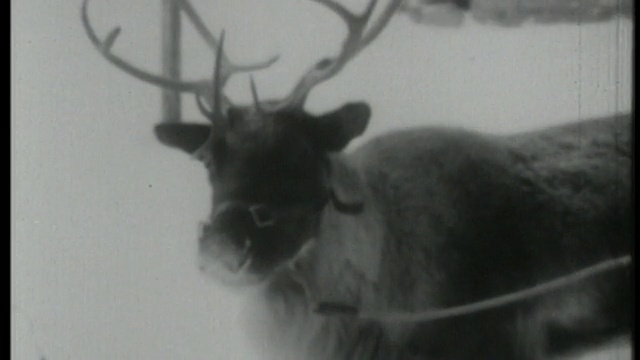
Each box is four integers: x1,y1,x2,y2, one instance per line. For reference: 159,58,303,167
315,255,631,323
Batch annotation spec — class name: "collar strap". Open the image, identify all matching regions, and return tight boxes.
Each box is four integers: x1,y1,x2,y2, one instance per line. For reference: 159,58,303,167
328,189,364,214
245,188,364,229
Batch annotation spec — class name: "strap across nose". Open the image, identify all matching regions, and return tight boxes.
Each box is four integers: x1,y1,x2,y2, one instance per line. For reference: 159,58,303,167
212,190,361,233
212,201,277,229
248,204,276,228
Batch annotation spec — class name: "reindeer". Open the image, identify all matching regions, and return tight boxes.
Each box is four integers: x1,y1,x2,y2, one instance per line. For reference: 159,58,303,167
82,0,631,359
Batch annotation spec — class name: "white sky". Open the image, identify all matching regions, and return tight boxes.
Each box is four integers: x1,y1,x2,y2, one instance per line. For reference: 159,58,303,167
12,0,632,359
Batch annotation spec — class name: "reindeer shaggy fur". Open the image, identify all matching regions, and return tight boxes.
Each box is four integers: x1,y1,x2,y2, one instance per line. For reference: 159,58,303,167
234,113,631,360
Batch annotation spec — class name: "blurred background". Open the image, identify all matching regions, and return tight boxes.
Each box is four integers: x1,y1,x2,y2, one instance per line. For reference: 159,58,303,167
12,0,632,359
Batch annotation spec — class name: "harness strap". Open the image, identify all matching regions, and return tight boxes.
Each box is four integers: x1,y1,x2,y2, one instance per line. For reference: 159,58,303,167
239,195,330,229
328,189,364,214
314,255,631,323
241,187,364,229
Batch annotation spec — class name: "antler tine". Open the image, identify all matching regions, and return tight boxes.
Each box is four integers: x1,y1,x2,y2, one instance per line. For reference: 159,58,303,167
249,75,263,114
192,31,227,164
175,0,280,87
360,0,404,48
212,31,226,119
314,0,379,32
81,0,205,93
194,30,227,122
268,0,403,111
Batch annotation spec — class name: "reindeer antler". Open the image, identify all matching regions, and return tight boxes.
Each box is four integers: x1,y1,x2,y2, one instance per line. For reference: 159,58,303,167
82,0,401,119
81,0,279,110
81,0,204,93
175,0,280,90
266,0,404,111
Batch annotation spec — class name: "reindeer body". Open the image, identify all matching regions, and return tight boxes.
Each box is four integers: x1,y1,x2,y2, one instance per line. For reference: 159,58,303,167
82,1,631,358
244,114,631,360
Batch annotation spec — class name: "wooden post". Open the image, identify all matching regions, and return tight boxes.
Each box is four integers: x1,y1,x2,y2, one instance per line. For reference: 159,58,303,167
161,0,182,123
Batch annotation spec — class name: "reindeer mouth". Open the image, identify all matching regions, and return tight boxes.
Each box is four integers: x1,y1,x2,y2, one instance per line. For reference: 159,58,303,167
200,234,252,271
197,220,267,285
233,239,253,273
197,199,317,285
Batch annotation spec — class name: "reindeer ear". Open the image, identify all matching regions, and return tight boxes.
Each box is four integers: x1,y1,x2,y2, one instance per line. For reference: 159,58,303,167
314,102,371,151
154,123,211,154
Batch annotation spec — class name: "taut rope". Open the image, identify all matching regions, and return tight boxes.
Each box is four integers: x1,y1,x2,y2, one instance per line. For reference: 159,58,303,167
315,255,631,323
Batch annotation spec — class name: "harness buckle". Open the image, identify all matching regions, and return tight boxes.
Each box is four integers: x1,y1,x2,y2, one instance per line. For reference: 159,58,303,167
249,204,276,228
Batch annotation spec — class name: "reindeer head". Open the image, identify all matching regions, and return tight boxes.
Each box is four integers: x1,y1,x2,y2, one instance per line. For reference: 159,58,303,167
82,0,402,285
156,94,370,285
